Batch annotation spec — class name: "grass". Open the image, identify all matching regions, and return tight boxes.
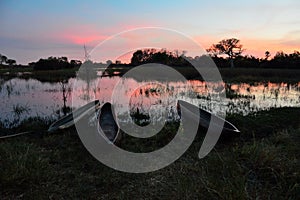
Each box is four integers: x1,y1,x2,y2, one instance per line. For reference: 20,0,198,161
12,104,31,117
0,107,299,199
0,116,53,135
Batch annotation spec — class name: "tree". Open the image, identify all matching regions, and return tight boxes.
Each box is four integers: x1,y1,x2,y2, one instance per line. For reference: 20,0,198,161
265,51,271,60
33,56,72,70
106,60,113,65
0,54,7,65
207,38,244,68
130,49,190,66
131,50,144,65
6,59,16,66
70,59,82,67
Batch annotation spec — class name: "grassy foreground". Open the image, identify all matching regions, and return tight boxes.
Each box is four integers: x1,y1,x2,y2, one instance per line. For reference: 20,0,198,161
0,108,299,199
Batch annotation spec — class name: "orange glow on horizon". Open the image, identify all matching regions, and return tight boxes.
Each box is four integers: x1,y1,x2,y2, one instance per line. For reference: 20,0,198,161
58,29,299,62
194,36,299,59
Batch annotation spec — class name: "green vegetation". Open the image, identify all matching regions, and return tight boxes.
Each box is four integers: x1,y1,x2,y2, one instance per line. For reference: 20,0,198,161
130,46,300,69
30,56,81,70
0,108,299,199
0,66,79,82
0,116,53,135
0,53,16,66
219,68,300,83
103,66,300,83
1,64,299,86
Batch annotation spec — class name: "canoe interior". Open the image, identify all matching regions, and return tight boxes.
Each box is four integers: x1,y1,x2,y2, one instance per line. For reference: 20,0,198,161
177,100,240,133
48,100,100,132
97,102,119,142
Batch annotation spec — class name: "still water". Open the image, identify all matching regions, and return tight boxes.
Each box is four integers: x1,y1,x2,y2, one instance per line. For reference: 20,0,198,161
0,76,299,127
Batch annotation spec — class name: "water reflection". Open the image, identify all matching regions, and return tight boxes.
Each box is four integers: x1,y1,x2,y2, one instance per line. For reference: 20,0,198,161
0,76,299,127
60,80,72,116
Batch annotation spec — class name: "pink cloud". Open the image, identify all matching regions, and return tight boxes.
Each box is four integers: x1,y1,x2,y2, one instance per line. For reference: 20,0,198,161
61,26,108,45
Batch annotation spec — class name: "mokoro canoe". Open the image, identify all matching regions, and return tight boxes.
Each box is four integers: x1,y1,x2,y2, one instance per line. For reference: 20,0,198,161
48,100,100,132
97,102,121,143
177,100,240,134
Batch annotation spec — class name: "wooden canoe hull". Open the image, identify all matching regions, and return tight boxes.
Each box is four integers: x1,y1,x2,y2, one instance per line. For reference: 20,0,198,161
177,100,240,134
48,100,100,132
97,102,121,143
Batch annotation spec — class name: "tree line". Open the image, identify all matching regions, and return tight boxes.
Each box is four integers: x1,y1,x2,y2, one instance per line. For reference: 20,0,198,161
0,54,16,66
29,56,82,70
130,38,300,69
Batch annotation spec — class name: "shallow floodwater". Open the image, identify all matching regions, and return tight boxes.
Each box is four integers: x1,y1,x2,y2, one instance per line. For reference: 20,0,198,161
0,76,299,127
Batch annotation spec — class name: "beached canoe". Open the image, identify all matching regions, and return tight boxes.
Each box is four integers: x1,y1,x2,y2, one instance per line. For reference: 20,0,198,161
48,100,100,132
97,102,121,143
48,100,121,143
177,100,240,134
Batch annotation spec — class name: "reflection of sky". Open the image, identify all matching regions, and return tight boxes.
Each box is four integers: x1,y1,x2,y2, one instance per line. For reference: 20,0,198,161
0,0,299,64
0,76,299,127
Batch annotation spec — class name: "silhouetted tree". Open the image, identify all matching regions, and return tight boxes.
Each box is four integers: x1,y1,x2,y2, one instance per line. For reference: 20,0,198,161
6,59,16,66
131,50,144,65
70,59,82,67
106,60,113,65
265,51,271,60
235,55,260,68
0,54,7,65
207,38,244,68
130,49,190,66
32,56,74,70
268,51,300,69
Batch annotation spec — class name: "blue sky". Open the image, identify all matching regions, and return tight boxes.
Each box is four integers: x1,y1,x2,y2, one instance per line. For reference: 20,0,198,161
0,0,299,64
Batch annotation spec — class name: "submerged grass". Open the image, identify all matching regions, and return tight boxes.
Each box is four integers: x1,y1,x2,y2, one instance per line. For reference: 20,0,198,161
0,107,299,199
0,116,53,136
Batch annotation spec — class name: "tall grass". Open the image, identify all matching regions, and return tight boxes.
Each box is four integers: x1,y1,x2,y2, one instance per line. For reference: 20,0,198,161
12,104,30,118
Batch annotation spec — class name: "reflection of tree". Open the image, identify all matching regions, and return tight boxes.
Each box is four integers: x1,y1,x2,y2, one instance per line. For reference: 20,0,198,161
59,80,71,116
77,61,98,101
77,61,98,81
0,78,3,93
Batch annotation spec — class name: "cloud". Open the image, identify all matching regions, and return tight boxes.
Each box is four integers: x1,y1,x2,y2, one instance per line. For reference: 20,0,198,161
278,30,300,48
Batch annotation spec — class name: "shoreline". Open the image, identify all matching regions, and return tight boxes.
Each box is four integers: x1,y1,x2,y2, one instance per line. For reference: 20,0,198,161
0,66,300,83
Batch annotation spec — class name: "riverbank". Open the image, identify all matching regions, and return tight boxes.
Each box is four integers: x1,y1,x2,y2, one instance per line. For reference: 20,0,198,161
0,66,79,82
1,107,299,199
0,66,300,83
219,68,300,83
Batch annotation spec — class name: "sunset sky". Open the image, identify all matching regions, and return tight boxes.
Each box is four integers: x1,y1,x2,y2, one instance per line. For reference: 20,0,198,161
0,0,299,64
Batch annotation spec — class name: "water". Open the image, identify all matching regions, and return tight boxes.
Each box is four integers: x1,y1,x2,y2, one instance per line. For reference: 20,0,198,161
0,75,299,127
